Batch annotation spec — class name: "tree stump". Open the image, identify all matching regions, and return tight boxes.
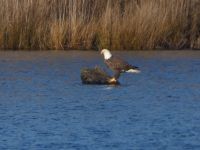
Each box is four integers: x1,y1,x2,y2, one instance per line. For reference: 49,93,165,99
81,67,120,85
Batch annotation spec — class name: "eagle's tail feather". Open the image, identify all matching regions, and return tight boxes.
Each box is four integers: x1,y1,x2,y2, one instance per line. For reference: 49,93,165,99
126,66,140,73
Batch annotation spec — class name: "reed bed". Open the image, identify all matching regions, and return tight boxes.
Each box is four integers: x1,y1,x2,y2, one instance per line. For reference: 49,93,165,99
0,0,199,50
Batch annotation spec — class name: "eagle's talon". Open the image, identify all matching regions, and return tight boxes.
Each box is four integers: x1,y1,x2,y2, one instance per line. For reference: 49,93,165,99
108,77,117,83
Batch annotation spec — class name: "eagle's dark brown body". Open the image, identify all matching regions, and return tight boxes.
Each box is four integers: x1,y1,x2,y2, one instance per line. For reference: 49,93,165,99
105,56,139,79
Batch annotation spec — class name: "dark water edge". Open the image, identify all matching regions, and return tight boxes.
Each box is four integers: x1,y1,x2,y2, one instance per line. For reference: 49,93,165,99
0,48,200,51
0,51,200,150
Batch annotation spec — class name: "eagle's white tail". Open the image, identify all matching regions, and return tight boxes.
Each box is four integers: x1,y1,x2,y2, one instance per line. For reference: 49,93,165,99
126,69,141,73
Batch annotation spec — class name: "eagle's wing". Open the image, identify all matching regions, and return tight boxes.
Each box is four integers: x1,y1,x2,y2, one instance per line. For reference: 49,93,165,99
105,56,138,72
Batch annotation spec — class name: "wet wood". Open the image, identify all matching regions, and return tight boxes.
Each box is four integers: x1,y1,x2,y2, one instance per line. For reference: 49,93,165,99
81,67,120,85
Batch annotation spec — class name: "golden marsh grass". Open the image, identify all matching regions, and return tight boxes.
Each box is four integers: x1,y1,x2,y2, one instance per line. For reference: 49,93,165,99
0,0,199,50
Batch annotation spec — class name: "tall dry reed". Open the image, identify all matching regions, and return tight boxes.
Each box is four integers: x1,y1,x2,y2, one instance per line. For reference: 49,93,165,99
0,0,199,50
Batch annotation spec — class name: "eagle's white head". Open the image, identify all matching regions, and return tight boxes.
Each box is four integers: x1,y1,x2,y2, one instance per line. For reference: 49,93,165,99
101,49,112,60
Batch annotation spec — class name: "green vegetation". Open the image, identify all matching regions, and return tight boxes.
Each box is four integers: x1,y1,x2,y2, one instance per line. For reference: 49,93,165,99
0,0,199,50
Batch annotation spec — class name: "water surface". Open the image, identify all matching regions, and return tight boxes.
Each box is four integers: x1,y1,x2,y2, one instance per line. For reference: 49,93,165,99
0,51,200,150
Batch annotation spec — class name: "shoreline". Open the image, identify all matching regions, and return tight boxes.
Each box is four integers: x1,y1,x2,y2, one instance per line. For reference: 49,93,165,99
0,48,199,51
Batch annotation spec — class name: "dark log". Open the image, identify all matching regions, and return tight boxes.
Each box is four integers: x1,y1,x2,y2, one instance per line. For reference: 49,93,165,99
81,67,120,85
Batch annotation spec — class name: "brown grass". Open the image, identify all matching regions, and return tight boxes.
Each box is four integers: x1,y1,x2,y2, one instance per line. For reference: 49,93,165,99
0,0,199,50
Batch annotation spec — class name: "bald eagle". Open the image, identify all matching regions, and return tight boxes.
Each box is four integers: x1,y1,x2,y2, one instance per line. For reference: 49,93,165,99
101,49,140,82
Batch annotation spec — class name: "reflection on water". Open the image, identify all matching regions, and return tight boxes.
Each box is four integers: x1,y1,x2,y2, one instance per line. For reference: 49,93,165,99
0,51,200,150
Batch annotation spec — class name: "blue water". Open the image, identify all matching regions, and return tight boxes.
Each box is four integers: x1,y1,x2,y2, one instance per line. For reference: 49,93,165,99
0,51,200,150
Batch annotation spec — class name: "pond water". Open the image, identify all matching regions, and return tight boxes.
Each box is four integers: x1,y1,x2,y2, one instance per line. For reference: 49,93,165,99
0,51,200,150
